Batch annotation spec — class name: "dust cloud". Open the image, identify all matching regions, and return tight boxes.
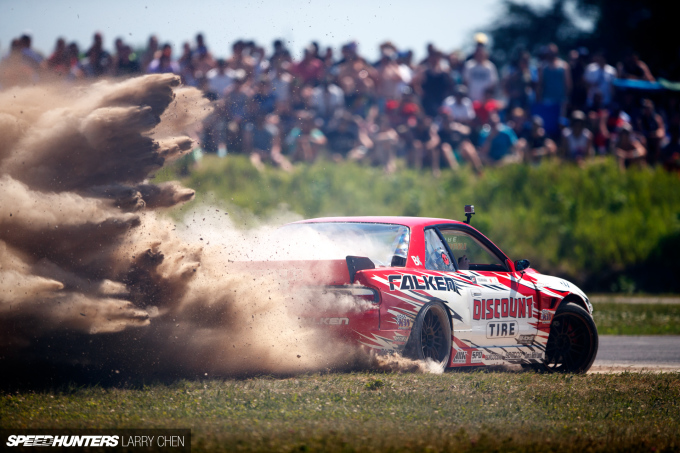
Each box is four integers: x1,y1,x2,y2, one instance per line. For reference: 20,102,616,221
0,75,429,385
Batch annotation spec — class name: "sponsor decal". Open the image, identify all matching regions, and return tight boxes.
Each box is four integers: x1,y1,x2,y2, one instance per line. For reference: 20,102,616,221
474,276,498,285
310,317,349,325
396,314,411,329
504,351,523,360
453,350,467,364
388,274,458,293
524,351,544,360
485,352,503,361
394,334,408,342
441,252,450,266
445,236,467,250
411,255,422,266
517,334,535,345
539,309,553,324
486,321,518,338
471,350,484,363
473,296,534,320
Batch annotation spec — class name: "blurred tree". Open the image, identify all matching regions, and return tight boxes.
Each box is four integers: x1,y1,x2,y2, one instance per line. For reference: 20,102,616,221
487,0,680,79
487,0,584,63
576,0,680,79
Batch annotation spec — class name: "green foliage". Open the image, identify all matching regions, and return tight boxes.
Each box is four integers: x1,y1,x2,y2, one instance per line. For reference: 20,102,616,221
159,155,680,292
593,303,680,335
3,373,680,452
364,378,384,391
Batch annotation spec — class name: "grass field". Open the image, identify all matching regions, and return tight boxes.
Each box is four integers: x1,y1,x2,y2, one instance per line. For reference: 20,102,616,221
593,303,680,335
2,372,679,452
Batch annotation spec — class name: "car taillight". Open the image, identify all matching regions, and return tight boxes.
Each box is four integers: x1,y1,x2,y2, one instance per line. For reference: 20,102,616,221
348,287,380,304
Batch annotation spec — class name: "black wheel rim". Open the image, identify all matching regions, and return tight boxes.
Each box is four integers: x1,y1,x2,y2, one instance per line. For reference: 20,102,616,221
420,308,447,362
545,312,592,372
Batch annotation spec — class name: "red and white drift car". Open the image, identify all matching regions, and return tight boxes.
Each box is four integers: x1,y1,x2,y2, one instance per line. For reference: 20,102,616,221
278,209,598,373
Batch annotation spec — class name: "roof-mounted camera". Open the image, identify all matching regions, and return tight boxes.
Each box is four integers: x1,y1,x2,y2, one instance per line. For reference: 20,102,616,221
464,205,475,224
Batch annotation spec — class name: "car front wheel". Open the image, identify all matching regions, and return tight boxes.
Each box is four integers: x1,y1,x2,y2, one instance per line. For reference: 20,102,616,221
543,301,598,373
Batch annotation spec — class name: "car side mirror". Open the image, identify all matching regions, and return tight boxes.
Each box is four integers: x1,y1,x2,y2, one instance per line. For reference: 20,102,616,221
514,259,530,272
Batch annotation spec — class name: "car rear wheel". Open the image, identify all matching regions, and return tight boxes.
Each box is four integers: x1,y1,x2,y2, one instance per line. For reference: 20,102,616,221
543,302,598,373
405,301,452,367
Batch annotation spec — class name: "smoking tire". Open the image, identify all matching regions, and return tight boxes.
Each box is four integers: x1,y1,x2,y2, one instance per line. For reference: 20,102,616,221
542,301,598,373
404,301,452,367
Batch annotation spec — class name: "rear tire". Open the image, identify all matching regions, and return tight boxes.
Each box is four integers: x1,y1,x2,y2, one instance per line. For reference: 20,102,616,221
543,302,598,373
404,301,452,367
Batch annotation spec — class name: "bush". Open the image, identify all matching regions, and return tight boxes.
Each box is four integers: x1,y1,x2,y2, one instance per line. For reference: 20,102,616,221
157,155,680,293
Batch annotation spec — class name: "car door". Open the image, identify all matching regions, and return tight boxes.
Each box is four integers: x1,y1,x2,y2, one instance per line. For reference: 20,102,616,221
435,225,538,350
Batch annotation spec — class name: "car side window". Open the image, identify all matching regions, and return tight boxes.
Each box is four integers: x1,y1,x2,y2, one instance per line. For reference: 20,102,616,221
424,229,456,271
438,229,507,272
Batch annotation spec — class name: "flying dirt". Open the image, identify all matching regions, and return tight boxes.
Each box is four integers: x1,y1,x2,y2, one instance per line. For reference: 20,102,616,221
0,75,431,384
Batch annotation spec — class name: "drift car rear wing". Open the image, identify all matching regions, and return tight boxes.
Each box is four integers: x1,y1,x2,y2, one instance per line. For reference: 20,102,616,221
346,256,375,283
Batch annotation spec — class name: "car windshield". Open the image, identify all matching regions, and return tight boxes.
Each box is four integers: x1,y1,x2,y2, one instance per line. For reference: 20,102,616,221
279,222,410,267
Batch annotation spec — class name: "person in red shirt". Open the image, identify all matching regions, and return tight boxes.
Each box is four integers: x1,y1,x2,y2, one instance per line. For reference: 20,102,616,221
472,87,501,126
294,45,324,86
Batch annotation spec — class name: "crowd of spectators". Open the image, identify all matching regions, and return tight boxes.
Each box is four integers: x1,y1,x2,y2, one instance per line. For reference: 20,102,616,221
2,31,680,174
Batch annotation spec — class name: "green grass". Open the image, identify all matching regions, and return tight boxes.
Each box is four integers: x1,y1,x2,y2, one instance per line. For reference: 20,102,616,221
2,372,679,452
593,303,680,335
157,154,680,293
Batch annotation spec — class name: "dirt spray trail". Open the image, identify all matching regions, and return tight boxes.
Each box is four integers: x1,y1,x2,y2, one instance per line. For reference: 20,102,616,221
0,75,433,385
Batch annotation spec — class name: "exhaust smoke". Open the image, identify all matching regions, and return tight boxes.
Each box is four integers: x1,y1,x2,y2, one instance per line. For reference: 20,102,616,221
0,75,433,385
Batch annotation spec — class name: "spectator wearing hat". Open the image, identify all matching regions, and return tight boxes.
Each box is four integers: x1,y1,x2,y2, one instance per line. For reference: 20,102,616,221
441,85,476,126
561,110,593,164
463,44,498,102
614,123,646,169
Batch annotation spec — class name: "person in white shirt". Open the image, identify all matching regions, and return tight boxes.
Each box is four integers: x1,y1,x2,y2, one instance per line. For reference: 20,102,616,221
311,76,345,120
205,59,233,99
584,52,617,107
441,85,476,125
463,46,498,102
